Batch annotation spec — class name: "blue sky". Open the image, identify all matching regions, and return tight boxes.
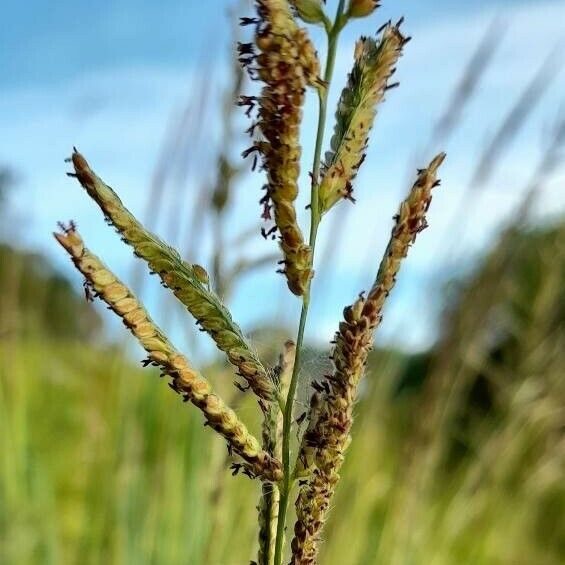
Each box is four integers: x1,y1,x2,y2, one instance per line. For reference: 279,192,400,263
0,0,534,88
1,0,564,357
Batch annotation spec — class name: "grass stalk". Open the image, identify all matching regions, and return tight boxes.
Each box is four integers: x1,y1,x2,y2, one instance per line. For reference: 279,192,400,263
45,2,464,562
258,341,295,565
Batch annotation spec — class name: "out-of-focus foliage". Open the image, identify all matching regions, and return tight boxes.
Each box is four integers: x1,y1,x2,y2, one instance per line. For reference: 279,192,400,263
351,219,565,565
438,221,564,466
0,244,101,340
0,168,101,340
1,219,563,564
0,168,14,207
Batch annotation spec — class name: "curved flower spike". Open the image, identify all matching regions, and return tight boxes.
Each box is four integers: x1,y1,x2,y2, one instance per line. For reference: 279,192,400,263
54,226,283,482
69,150,274,401
240,0,321,296
291,153,445,564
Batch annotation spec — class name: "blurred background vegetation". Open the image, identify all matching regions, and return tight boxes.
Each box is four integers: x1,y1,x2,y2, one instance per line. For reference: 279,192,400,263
1,1,564,564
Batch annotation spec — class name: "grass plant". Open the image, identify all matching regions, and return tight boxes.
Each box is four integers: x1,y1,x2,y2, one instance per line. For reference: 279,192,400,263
53,2,449,563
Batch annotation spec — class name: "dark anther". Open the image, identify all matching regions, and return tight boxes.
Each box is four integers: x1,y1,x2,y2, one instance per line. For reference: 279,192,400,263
237,42,255,56
234,381,250,393
243,468,255,479
261,225,277,239
312,381,323,393
239,17,259,26
83,281,94,302
377,20,390,34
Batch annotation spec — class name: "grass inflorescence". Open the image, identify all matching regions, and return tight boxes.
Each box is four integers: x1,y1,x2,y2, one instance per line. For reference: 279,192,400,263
56,2,446,564
319,21,408,212
54,224,282,481
291,154,444,563
239,0,321,296
69,150,272,401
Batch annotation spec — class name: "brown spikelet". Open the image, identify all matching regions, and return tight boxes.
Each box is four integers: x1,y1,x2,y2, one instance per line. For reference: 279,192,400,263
240,0,321,296
54,225,283,482
290,153,445,563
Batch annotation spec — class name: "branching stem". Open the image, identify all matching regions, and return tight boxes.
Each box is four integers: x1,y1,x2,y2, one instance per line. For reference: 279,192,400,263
273,3,347,563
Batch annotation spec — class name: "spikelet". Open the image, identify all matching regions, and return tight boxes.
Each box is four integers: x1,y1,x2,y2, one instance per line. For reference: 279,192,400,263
54,225,282,482
239,0,321,296
347,0,379,19
68,150,273,400
318,21,407,214
257,341,295,565
290,0,327,26
290,154,445,563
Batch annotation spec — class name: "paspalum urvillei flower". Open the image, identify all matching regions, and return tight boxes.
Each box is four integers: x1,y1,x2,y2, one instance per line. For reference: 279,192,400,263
291,153,445,564
239,0,321,296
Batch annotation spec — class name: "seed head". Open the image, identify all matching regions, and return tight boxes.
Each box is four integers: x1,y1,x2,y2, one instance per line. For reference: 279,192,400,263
257,340,295,564
54,226,283,482
290,154,445,562
319,21,407,213
240,0,321,295
69,149,273,400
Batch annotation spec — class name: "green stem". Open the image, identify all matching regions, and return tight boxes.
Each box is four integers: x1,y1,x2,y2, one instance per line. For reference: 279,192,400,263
273,3,347,564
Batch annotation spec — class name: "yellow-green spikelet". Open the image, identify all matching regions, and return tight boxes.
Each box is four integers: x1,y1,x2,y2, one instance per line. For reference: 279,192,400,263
243,0,320,296
291,154,445,563
70,150,273,400
319,22,407,214
54,227,283,482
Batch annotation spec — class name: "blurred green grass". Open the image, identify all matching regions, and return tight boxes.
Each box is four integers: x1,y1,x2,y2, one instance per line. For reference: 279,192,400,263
1,222,563,564
0,339,256,564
